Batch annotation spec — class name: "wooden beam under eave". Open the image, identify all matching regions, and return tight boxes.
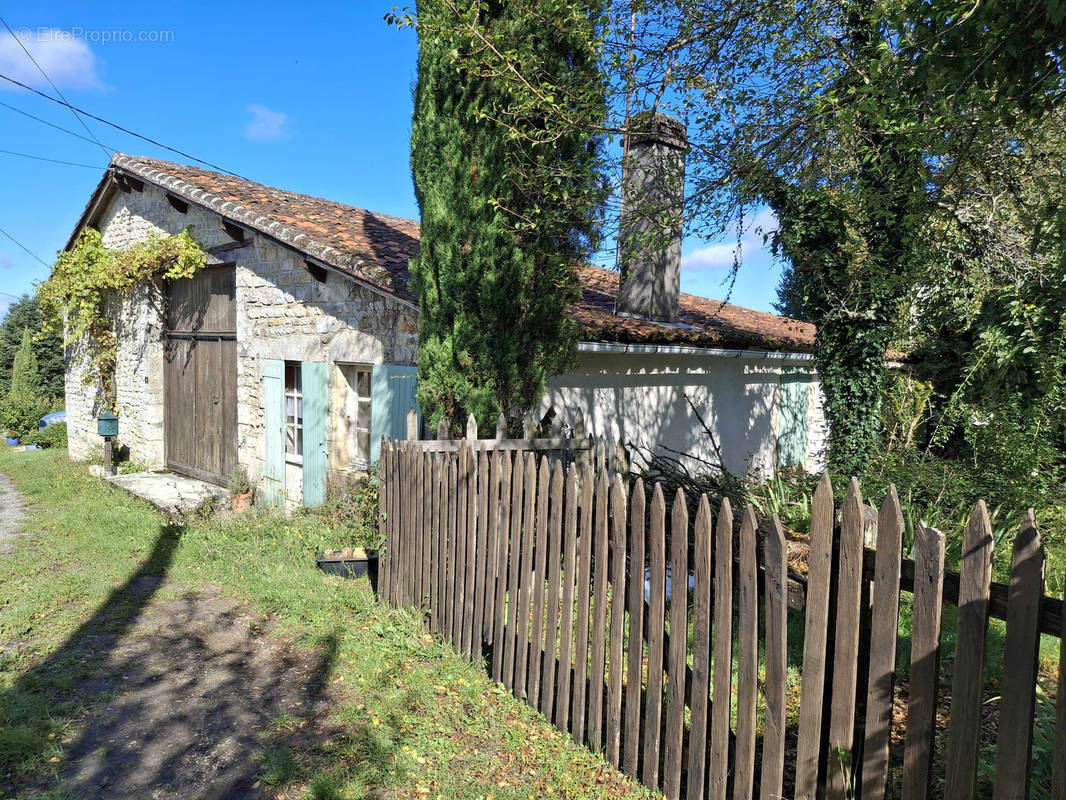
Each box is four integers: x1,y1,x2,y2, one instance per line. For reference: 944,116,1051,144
222,220,246,242
165,193,189,214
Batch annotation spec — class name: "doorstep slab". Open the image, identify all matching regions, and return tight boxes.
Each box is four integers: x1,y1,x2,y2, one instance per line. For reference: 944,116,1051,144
105,472,228,516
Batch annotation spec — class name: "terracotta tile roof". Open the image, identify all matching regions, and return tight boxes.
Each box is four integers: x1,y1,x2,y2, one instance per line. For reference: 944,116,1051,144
101,154,815,352
109,154,420,302
573,264,815,352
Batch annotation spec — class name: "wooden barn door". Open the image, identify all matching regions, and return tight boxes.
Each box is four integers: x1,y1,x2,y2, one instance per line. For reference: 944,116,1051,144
164,266,238,485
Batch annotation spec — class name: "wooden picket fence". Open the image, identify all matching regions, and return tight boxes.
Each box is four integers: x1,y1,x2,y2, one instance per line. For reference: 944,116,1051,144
377,433,1066,800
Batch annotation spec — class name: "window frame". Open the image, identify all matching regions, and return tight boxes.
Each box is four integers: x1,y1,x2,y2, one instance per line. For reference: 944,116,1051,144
339,363,373,470
284,361,303,463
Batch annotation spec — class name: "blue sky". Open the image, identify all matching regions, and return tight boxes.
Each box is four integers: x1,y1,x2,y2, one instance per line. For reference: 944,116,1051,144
0,2,784,319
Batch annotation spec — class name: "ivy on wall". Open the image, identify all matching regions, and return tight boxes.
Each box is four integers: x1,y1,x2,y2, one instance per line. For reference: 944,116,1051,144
37,227,207,405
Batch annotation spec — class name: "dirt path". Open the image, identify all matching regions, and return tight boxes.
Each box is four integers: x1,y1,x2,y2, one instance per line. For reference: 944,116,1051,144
27,582,340,800
0,469,340,799
0,470,27,556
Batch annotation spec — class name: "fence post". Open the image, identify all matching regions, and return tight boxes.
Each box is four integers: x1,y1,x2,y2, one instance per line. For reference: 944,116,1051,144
606,473,628,766
993,511,1044,800
795,474,835,800
944,501,995,800
643,483,667,790
827,478,866,800
687,494,713,800
572,461,594,742
406,408,419,441
556,467,580,732
760,514,788,800
861,487,905,800
380,441,391,602
709,497,734,800
588,467,612,753
903,523,946,800
734,505,760,800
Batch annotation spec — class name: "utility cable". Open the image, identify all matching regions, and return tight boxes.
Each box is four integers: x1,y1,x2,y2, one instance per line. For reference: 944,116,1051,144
0,224,50,267
0,16,111,158
0,147,103,169
0,71,248,179
0,99,115,150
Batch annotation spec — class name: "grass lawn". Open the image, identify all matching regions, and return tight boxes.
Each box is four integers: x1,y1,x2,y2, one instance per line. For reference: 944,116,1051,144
0,448,656,800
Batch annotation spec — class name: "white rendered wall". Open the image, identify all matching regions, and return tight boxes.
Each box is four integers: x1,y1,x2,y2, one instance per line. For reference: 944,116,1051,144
546,350,827,479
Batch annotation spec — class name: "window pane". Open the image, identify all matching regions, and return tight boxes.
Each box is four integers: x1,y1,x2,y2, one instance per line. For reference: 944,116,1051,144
295,427,303,455
357,399,370,429
286,424,296,454
357,430,370,461
356,370,370,397
285,363,296,392
286,394,295,420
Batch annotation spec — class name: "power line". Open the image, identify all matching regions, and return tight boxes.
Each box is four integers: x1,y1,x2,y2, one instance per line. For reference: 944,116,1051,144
0,16,111,158
0,224,50,268
0,71,248,179
0,147,103,169
0,99,115,150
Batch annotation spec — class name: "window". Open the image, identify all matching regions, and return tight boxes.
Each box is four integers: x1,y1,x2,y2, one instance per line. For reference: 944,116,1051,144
340,364,372,468
285,361,303,458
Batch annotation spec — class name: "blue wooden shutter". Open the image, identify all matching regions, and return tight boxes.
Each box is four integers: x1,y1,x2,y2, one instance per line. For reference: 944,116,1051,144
261,359,286,506
370,364,420,463
777,367,811,469
302,361,328,507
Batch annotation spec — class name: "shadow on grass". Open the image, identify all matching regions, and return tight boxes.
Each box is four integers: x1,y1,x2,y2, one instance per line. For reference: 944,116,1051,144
0,523,393,800
0,523,184,791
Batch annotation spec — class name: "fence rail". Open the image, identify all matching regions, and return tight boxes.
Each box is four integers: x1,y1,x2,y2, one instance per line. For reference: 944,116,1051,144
378,432,1065,800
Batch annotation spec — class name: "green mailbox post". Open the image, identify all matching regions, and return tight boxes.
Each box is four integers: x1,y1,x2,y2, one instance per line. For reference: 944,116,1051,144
97,411,118,475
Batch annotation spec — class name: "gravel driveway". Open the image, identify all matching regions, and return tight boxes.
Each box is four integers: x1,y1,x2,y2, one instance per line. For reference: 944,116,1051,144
0,469,27,556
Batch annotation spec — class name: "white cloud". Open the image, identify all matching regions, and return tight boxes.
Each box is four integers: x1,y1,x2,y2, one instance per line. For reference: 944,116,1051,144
682,241,747,271
0,29,101,90
681,208,779,271
244,103,290,142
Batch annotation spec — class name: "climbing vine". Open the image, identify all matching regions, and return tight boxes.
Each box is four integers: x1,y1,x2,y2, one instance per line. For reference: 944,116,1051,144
37,227,207,405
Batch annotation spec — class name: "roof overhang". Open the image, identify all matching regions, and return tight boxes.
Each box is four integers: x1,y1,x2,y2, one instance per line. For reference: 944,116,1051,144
62,157,419,312
576,340,817,364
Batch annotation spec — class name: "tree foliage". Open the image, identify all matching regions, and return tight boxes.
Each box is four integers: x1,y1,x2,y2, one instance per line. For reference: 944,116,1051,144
38,227,206,406
0,295,63,399
400,0,608,433
602,0,1066,473
395,0,1066,474
2,328,49,438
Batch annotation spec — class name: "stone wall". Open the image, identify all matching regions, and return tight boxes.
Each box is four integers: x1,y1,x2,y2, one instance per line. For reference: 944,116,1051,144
234,236,419,488
65,180,419,488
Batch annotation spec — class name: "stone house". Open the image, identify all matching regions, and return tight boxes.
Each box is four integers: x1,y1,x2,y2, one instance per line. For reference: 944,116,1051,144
63,149,824,507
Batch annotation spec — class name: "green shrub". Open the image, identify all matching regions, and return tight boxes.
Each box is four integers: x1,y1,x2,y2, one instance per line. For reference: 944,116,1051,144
22,422,67,449
311,470,382,551
1,392,49,439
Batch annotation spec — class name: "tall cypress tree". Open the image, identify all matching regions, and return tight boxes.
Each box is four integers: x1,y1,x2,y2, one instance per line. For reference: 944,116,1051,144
9,328,40,396
408,0,607,434
0,295,63,399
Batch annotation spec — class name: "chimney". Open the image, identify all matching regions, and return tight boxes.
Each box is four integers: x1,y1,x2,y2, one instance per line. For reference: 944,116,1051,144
616,111,688,323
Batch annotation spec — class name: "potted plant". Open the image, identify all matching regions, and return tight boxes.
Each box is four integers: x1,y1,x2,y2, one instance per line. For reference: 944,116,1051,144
316,472,381,586
4,429,19,447
227,464,254,513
